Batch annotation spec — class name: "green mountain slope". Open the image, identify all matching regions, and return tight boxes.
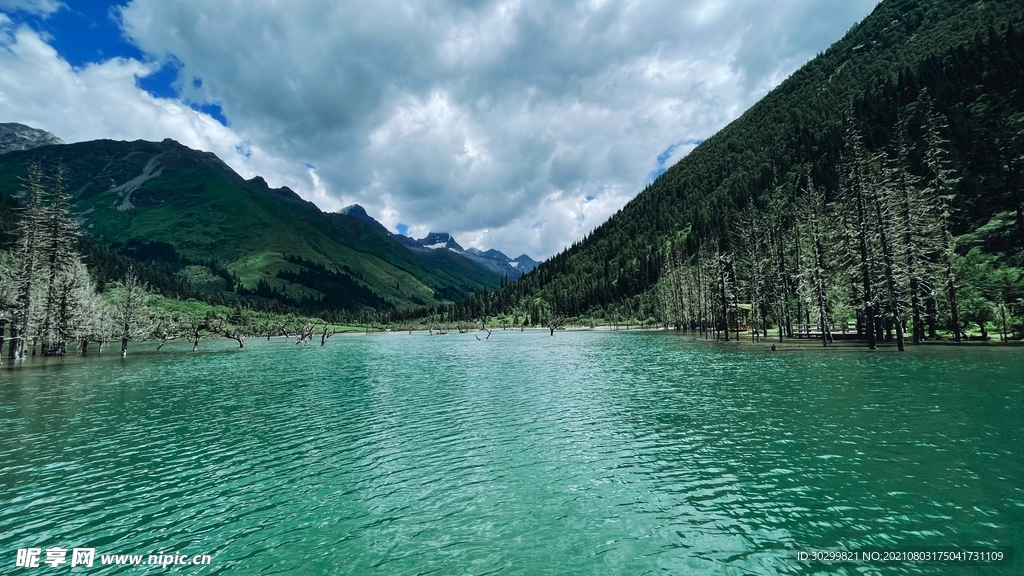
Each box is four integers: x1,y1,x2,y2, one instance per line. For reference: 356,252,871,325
0,138,501,311
485,0,1024,321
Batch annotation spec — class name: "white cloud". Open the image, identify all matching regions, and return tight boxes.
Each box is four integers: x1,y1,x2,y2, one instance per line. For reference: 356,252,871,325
0,15,319,208
2,0,879,259
0,0,61,16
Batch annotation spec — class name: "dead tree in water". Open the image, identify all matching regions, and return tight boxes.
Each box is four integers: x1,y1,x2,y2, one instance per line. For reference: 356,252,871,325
269,315,295,342
547,316,564,336
155,315,185,351
296,321,317,345
113,270,150,357
184,315,208,352
216,319,246,348
9,165,46,361
321,323,335,346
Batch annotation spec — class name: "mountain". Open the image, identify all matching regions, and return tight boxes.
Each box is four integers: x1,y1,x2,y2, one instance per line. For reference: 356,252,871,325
466,247,507,259
417,232,464,252
509,254,539,273
464,247,540,278
337,203,391,235
0,123,64,154
479,0,1024,324
0,137,503,311
411,233,540,279
332,204,541,280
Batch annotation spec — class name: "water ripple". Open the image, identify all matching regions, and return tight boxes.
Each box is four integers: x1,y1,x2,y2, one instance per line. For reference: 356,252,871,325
2,332,1022,575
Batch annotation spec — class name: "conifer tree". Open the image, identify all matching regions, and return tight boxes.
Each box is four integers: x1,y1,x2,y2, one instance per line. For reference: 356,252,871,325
797,174,834,346
111,269,151,357
37,169,82,356
843,125,879,349
0,251,15,362
922,108,963,342
9,165,46,360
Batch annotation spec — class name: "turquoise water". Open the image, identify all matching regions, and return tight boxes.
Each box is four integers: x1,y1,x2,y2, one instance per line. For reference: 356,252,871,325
1,331,1021,574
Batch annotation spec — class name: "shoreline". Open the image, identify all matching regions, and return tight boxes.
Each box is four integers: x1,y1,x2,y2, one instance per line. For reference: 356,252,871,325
385,325,1024,348
3,328,1019,370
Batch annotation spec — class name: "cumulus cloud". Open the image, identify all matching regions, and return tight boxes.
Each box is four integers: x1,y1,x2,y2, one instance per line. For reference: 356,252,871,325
2,0,879,259
0,14,320,207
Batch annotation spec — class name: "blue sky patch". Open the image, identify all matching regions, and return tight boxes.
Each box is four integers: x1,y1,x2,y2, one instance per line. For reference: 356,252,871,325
1,1,227,122
396,223,409,236
645,138,704,185
8,1,142,68
135,58,182,99
190,102,228,126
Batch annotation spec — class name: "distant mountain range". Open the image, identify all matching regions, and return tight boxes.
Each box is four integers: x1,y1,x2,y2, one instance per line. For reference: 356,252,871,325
0,126,539,311
464,248,540,278
337,207,539,279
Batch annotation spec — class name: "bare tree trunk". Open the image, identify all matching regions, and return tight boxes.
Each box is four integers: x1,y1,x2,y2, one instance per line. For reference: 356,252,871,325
719,253,729,341
844,215,863,338
999,303,1008,342
946,255,961,343
926,296,938,339
900,172,925,345
778,238,793,339
910,277,923,344
873,193,905,351
793,223,804,339
854,167,876,350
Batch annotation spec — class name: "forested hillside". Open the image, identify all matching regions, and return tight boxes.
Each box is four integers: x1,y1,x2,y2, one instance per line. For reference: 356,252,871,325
455,0,1023,343
0,138,503,315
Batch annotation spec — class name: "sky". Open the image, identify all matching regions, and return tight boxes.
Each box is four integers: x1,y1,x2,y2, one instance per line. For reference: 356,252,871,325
0,0,879,259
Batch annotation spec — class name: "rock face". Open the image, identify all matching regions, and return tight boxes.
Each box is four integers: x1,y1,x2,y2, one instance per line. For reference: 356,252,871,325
332,205,540,277
462,247,539,278
0,123,64,154
417,232,465,252
338,203,391,234
509,254,540,273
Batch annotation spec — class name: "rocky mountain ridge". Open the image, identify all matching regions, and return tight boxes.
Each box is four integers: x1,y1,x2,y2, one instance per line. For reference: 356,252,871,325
0,123,64,154
338,204,541,279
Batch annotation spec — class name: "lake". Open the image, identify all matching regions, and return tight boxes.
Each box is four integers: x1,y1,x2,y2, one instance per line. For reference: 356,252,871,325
1,330,1021,574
